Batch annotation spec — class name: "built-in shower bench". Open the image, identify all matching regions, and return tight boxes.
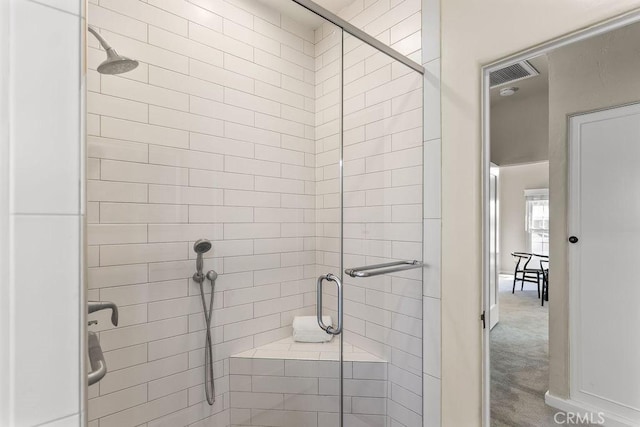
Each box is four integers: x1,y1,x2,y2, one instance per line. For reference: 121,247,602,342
229,337,388,427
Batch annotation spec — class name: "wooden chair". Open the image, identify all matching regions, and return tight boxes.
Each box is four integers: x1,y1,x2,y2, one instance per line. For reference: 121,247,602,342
540,258,549,306
511,252,541,297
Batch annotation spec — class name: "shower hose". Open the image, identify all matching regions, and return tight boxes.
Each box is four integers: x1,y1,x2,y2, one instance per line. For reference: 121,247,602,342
198,275,216,405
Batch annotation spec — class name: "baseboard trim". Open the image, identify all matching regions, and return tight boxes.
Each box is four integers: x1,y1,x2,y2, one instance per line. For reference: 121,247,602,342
545,391,638,427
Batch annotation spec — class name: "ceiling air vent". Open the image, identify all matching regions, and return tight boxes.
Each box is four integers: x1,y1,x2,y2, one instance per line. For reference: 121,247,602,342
490,60,539,88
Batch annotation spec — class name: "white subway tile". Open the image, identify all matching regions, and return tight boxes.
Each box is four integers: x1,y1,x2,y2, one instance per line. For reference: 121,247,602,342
189,132,254,157
104,29,190,73
102,116,189,149
100,0,188,36
255,81,304,110
88,224,147,245
148,184,223,206
149,25,223,67
101,159,188,185
88,136,149,163
190,95,255,126
149,66,223,102
188,21,253,61
225,156,280,178
225,122,280,147
224,190,280,208
424,59,441,141
100,317,188,351
190,58,255,93
88,384,147,421
255,176,305,194
224,223,281,240
11,2,80,215
224,254,281,273
149,145,223,171
98,390,188,427
255,208,304,223
189,169,254,190
149,105,223,136
147,223,223,243
87,180,147,203
89,4,148,42
12,215,80,425
100,203,188,224
423,374,441,427
224,20,280,56
147,0,223,33
224,87,280,117
88,264,148,289
100,279,188,306
423,219,441,298
100,242,188,266
254,17,303,51
101,74,189,111
188,205,253,223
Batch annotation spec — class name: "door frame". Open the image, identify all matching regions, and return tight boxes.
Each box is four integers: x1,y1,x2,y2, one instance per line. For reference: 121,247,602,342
480,9,640,426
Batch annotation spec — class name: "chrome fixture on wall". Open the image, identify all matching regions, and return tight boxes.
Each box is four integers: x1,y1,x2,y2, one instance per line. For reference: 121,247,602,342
87,301,119,385
192,239,217,405
87,25,139,75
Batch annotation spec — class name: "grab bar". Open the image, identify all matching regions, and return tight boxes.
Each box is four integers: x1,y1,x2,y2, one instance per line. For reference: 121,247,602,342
345,260,423,278
88,332,107,385
316,273,343,335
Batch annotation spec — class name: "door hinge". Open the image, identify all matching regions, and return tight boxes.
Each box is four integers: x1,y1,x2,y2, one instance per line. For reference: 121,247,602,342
480,310,486,329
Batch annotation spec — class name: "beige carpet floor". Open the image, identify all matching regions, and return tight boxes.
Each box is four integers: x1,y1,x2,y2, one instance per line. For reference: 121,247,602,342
490,275,596,427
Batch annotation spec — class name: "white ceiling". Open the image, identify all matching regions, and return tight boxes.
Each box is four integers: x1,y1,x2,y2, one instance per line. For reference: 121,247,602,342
490,55,549,105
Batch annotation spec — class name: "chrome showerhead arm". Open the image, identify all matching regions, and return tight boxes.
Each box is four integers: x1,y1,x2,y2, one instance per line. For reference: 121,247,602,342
87,25,112,51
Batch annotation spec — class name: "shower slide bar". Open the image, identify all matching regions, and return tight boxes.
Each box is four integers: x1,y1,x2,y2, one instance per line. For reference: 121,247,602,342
345,260,423,278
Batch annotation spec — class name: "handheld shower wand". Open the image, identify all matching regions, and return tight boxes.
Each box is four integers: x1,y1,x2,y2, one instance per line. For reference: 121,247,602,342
192,239,217,406
193,239,212,283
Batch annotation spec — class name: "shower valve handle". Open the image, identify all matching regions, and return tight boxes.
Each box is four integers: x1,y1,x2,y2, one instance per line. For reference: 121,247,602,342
88,301,119,327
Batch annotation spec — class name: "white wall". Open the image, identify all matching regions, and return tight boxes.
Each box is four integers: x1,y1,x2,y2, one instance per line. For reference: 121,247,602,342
1,0,85,426
440,1,640,425
548,20,640,402
498,162,549,273
491,91,549,166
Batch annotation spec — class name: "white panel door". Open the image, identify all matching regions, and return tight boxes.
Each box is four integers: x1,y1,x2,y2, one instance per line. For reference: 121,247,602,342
569,103,640,426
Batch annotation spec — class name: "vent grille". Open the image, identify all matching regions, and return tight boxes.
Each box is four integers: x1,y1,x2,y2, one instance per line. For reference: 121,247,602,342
490,60,539,88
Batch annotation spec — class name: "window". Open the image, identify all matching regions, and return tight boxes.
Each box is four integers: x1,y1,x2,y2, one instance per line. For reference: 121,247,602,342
525,189,549,255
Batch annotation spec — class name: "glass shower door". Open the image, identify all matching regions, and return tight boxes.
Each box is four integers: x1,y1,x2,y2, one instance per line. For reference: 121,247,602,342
340,33,424,427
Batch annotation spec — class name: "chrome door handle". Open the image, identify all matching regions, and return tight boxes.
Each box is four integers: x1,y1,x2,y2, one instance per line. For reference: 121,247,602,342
88,332,107,385
316,273,343,335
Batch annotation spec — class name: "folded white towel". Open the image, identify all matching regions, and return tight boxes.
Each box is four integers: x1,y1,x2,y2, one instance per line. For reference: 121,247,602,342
292,316,333,343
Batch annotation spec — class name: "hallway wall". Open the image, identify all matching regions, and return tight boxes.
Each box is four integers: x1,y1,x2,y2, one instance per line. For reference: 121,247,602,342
498,161,549,274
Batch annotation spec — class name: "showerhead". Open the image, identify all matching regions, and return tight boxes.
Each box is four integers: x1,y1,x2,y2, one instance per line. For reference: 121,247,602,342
97,49,139,75
88,25,139,75
194,239,212,254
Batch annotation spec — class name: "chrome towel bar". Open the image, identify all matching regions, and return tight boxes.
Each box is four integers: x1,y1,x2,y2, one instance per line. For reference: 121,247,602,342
345,260,423,278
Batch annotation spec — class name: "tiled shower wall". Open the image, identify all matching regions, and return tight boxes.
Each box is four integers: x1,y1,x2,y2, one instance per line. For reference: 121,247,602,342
86,1,433,427
86,1,320,425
